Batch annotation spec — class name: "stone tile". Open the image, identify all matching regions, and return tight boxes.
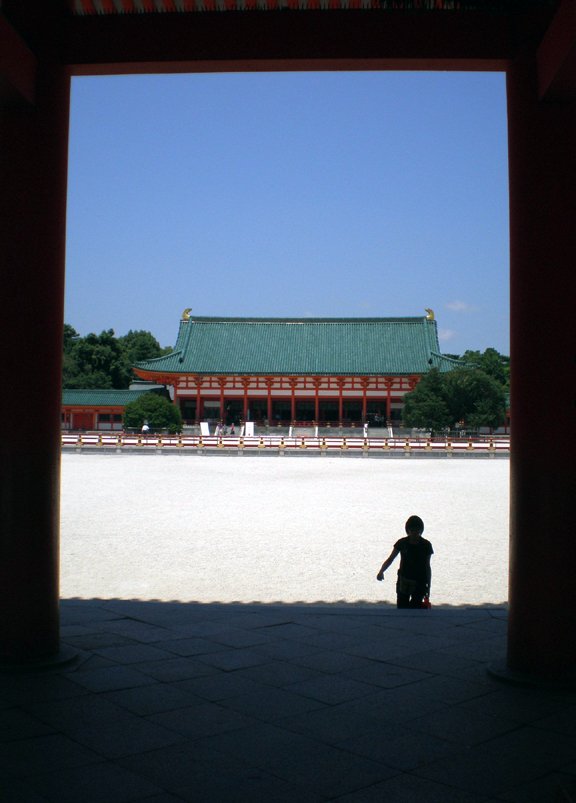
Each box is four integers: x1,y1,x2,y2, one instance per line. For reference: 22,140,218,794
95,621,173,644
24,695,136,732
103,683,202,716
261,735,398,798
531,704,576,737
173,766,324,802
131,656,220,682
62,632,136,651
343,638,422,663
231,659,324,688
0,675,87,706
118,741,247,792
385,648,480,676
255,622,320,641
498,772,576,802
409,704,518,746
297,631,372,651
332,685,447,726
413,726,576,798
92,644,176,665
204,627,275,648
0,708,56,742
157,637,230,657
336,721,464,771
218,686,327,721
253,639,321,661
346,661,432,689
293,650,381,675
202,721,320,767
458,687,570,725
332,772,492,802
401,673,493,705
67,717,184,760
25,761,162,803
0,734,100,780
67,666,156,693
59,605,123,625
286,674,379,705
279,699,385,743
149,701,260,739
173,672,266,702
0,779,50,802
195,648,269,672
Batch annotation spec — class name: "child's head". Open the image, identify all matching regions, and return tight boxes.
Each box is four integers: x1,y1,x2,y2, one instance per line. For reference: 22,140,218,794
405,515,424,536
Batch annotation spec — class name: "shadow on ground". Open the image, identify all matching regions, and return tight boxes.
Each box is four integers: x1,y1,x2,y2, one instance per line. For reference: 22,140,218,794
1,597,575,803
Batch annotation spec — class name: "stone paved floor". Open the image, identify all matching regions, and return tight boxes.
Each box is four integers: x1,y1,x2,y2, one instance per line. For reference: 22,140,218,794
2,601,576,802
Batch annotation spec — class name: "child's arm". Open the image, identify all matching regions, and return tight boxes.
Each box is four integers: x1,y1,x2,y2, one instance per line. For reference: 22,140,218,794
426,559,432,593
376,548,399,581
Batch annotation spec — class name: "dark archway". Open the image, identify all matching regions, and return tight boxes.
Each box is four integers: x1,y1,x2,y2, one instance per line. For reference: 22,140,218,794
1,0,575,681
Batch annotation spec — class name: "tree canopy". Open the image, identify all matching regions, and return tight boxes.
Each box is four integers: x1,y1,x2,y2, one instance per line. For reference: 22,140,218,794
124,392,182,434
403,360,507,433
63,326,171,389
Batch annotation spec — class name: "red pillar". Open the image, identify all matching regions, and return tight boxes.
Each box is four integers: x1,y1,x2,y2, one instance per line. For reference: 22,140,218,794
266,379,273,423
0,63,71,664
361,379,368,423
195,378,202,423
506,57,576,682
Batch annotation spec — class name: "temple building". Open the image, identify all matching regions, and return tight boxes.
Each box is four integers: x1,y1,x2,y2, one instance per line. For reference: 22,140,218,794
61,387,165,431
133,309,458,426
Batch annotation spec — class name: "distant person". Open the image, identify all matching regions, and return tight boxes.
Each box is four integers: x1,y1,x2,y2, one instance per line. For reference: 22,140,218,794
141,421,150,436
229,422,235,436
376,515,433,609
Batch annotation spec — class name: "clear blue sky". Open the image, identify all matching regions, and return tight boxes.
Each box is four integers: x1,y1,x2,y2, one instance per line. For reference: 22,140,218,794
65,71,509,355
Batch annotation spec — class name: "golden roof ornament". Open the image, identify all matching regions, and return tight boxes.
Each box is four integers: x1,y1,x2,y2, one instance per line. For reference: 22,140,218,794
425,308,435,321
182,308,192,321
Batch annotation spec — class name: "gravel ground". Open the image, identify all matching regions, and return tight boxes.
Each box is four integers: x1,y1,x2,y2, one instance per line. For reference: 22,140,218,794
60,453,509,607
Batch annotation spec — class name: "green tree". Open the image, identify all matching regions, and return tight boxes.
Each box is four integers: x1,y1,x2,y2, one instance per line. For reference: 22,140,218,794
124,393,182,434
403,367,507,432
460,348,509,389
444,368,506,429
63,325,172,388
402,369,452,433
118,330,171,365
63,329,130,389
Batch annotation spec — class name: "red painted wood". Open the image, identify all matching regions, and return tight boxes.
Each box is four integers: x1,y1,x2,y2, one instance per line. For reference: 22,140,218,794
0,63,71,664
507,55,576,681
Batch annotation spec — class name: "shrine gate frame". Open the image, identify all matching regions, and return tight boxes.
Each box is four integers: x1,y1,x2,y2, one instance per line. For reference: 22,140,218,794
1,0,575,682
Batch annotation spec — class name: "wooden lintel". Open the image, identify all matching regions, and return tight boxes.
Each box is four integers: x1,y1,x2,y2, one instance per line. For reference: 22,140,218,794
61,11,514,76
0,14,36,107
538,0,576,101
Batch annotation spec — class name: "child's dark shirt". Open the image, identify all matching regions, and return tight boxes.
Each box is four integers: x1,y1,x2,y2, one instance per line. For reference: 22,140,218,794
393,537,434,584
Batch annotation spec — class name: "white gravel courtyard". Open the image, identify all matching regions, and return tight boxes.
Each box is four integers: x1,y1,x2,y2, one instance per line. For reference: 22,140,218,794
60,453,509,607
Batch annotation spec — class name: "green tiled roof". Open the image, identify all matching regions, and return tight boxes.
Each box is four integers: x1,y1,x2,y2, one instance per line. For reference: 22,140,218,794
61,388,163,406
134,316,457,377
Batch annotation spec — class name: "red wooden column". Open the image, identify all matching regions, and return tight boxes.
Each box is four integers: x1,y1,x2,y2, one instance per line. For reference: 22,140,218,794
313,378,320,423
384,378,393,421
289,379,297,423
266,378,273,423
0,51,71,664
361,378,369,422
506,46,576,682
337,378,344,424
194,377,202,422
242,377,250,421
